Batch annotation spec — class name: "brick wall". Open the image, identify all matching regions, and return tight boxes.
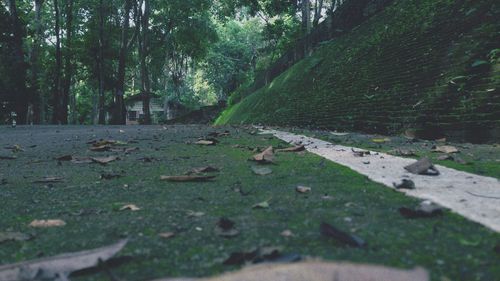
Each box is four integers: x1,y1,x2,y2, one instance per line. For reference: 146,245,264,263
219,0,500,143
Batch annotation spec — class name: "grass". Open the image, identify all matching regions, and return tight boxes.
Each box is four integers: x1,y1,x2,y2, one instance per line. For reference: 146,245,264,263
215,0,500,142
0,126,499,281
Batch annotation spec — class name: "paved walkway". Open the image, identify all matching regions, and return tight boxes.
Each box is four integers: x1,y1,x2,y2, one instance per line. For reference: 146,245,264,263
261,129,500,233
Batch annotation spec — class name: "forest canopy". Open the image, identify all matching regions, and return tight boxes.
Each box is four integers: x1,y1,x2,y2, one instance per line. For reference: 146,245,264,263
0,0,342,125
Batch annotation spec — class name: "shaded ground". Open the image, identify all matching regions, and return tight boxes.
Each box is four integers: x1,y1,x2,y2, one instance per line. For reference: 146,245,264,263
0,125,499,281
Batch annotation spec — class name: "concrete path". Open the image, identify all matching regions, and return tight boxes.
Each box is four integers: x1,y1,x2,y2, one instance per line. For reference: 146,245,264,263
261,129,500,233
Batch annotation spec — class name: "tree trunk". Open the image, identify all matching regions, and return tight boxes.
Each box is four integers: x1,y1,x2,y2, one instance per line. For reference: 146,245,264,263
97,0,106,124
113,0,132,125
7,0,28,124
31,0,45,124
139,0,151,125
313,0,324,27
52,0,63,124
61,0,73,125
301,0,311,34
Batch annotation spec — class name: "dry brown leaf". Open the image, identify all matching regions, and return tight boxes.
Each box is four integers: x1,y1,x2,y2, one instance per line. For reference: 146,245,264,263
252,200,270,209
150,261,428,281
188,166,220,175
29,219,66,228
296,186,312,193
195,140,216,146
71,157,93,164
55,155,73,161
251,166,273,176
0,232,32,243
91,156,118,165
159,232,176,239
33,177,64,183
160,175,216,182
187,211,205,217
120,204,141,211
89,145,112,152
91,140,117,147
251,146,274,163
432,145,459,154
276,145,305,153
0,239,127,280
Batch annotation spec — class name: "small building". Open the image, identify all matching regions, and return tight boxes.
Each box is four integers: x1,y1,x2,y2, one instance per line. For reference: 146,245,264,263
125,93,164,125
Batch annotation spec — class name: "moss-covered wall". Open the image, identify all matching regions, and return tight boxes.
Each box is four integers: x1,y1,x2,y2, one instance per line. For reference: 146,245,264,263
217,0,500,143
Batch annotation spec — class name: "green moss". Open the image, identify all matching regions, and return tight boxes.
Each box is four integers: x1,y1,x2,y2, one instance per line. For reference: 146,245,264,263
217,0,500,141
0,126,498,281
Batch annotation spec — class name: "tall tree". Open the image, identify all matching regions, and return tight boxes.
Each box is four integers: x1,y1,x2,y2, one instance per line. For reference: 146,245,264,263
6,0,28,123
112,0,133,125
52,0,63,124
97,0,106,124
61,0,74,124
31,0,45,124
138,0,151,124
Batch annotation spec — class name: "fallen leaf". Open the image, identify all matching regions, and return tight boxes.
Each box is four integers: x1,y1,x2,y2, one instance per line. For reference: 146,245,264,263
352,148,370,157
372,138,390,143
437,154,453,161
29,219,66,228
252,200,270,209
208,131,230,137
331,131,350,136
4,144,24,152
55,155,73,161
187,210,205,217
91,156,119,165
195,140,216,146
296,186,311,193
188,166,219,175
151,261,428,281
0,232,32,243
0,240,127,281
276,145,305,153
0,155,17,160
389,149,416,157
71,157,93,164
280,230,294,237
320,222,366,248
33,177,64,184
215,218,240,238
393,179,415,190
251,146,274,163
90,145,112,152
91,140,117,147
404,158,439,176
251,166,273,176
100,173,122,180
160,175,216,182
432,145,459,154
404,129,417,139
159,232,176,239
120,204,141,211
399,201,444,219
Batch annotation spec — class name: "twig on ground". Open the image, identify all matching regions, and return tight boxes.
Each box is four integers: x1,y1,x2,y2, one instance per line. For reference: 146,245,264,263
465,191,500,200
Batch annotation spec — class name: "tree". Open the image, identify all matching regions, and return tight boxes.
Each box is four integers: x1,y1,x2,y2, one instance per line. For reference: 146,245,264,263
4,0,29,124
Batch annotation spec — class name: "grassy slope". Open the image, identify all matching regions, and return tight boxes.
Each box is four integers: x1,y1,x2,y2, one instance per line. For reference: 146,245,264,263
0,126,499,281
216,0,500,139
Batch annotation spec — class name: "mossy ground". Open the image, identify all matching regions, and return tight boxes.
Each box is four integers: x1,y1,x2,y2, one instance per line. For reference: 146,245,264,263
0,125,499,281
